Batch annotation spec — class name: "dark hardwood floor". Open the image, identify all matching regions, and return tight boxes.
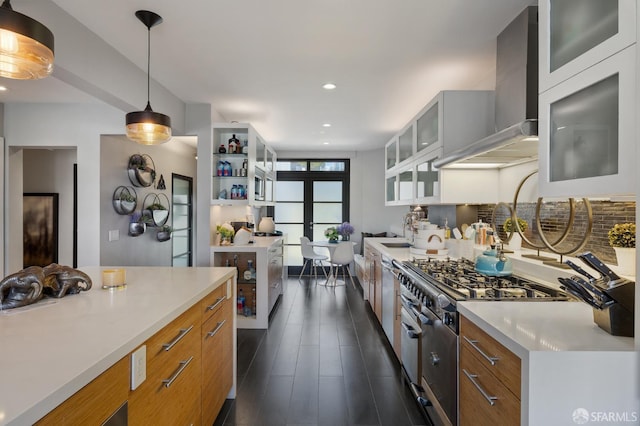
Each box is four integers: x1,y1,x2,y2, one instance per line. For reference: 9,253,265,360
214,275,428,426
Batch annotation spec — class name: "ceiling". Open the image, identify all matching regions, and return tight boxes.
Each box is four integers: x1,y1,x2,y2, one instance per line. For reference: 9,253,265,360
1,0,535,151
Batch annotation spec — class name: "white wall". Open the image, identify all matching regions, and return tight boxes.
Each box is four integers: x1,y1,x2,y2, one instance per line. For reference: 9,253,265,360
4,102,123,271
23,149,76,266
100,135,197,266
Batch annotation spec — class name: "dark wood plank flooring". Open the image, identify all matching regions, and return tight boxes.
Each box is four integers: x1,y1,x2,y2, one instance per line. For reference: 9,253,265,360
214,276,428,426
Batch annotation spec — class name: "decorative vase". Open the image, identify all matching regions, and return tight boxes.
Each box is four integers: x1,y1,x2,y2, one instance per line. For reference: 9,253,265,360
329,238,338,244
156,231,171,242
613,247,636,276
259,217,275,233
128,222,145,237
341,234,350,241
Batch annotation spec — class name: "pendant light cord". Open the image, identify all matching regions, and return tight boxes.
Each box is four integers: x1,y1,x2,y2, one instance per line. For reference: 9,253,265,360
146,26,151,107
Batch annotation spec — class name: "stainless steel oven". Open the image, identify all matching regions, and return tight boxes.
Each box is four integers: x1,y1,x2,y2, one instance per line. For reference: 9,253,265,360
420,306,457,426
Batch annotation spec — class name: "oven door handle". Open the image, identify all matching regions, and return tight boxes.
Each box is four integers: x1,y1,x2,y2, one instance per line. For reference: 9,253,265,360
401,322,420,338
400,294,417,307
417,312,432,325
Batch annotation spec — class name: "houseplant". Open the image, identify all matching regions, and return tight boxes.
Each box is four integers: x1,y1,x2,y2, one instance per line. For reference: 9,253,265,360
217,224,235,246
337,222,355,241
156,225,172,242
503,216,528,250
128,211,146,237
608,223,635,275
324,226,339,243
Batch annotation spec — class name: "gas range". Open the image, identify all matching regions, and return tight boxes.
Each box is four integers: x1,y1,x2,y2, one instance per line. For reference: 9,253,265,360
397,257,568,333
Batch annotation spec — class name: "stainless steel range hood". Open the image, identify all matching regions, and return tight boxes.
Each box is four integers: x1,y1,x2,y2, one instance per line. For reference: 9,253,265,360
435,6,539,169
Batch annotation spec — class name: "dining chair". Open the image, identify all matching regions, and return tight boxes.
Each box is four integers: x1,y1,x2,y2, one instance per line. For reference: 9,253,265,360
299,236,328,283
327,241,355,287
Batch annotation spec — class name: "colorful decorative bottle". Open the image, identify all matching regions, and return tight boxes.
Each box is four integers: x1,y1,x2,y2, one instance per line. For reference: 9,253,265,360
228,134,239,154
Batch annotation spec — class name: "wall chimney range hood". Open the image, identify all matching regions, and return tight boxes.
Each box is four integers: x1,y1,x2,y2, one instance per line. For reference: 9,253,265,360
435,6,539,169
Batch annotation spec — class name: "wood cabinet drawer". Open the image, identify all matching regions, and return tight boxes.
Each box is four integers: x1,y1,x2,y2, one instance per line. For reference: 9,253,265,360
145,304,201,374
459,344,520,426
36,357,129,426
129,322,201,425
460,315,521,398
201,283,228,324
202,299,233,426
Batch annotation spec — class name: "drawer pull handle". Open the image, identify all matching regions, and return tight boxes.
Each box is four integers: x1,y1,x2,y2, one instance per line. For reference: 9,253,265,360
463,368,498,406
162,356,194,388
163,325,194,351
207,319,227,337
463,335,499,366
206,297,225,311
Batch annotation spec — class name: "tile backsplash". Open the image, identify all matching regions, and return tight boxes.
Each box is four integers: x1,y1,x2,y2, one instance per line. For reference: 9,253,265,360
477,201,635,265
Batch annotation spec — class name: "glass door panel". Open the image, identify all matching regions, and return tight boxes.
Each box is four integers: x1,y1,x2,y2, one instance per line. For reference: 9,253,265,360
386,176,396,203
398,170,413,202
549,74,618,181
550,0,618,72
417,103,439,153
386,141,397,170
171,174,193,267
255,137,266,168
398,126,413,163
416,156,440,199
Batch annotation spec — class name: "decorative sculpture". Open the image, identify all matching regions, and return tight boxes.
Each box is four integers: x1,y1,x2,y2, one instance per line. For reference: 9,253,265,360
0,264,92,310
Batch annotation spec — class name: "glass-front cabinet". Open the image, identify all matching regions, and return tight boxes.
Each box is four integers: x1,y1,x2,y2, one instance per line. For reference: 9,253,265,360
416,102,439,154
398,124,414,164
211,123,277,206
386,139,398,170
386,175,397,204
415,150,440,204
539,0,636,92
538,45,635,197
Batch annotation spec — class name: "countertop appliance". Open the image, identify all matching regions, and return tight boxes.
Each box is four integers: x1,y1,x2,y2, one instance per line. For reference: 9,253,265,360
395,257,568,426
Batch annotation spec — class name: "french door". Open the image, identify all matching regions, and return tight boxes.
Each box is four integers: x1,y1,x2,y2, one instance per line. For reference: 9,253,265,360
273,160,349,270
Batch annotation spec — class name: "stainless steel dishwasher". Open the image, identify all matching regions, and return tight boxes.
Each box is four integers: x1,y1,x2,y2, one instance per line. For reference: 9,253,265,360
380,255,397,344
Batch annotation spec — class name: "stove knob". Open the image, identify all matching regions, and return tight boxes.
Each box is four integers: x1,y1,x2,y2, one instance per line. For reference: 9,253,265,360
437,294,451,310
443,312,455,326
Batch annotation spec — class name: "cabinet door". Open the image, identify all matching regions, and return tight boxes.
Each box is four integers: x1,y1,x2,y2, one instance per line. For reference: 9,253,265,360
386,139,398,170
539,46,635,198
202,299,233,426
539,0,636,92
414,149,441,204
398,124,414,164
397,169,414,204
385,175,397,204
416,101,439,154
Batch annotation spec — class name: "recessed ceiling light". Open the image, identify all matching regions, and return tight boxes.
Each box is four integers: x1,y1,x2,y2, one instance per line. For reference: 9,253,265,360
323,142,329,145
322,83,336,90
0,86,7,91
323,123,331,127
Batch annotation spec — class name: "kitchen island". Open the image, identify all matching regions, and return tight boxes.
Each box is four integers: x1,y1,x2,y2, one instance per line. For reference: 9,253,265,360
0,266,237,426
363,237,637,425
211,236,284,328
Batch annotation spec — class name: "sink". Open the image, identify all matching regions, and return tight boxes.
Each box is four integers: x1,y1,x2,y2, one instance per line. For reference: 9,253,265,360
381,242,412,248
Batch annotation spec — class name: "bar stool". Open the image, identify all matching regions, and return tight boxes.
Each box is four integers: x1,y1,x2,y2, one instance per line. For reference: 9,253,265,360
299,236,328,283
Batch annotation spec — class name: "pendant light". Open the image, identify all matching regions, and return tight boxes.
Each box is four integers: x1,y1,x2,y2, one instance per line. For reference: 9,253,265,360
125,10,171,145
0,0,54,79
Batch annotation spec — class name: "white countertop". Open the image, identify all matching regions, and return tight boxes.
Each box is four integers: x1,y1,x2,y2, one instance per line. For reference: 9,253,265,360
457,301,635,358
0,266,236,426
365,237,636,354
211,235,283,252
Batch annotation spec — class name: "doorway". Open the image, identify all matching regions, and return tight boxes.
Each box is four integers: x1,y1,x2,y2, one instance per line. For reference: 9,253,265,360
171,173,193,266
274,159,350,274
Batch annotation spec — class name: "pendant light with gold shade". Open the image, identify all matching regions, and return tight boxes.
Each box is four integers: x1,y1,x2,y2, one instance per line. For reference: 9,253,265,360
0,0,54,79
125,10,171,145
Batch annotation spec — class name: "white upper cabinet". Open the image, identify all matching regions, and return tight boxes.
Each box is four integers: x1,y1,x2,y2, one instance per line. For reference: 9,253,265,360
384,90,495,205
538,0,636,198
539,0,636,93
